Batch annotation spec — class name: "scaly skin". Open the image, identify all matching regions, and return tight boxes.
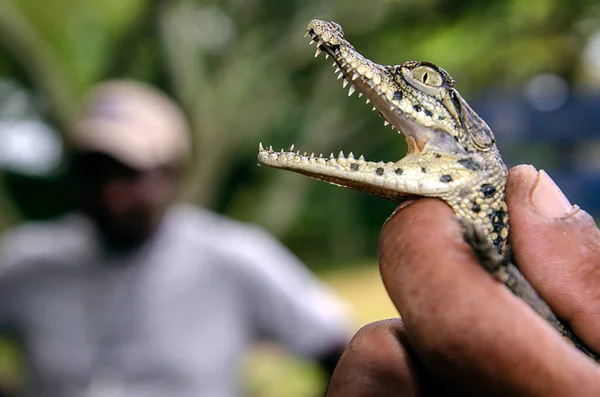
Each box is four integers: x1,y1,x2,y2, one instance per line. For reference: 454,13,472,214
257,19,599,361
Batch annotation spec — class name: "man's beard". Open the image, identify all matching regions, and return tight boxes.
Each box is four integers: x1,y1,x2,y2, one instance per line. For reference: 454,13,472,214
88,208,162,252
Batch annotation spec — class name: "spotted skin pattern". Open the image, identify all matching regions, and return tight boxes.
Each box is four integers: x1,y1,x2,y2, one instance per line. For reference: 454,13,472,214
257,19,599,361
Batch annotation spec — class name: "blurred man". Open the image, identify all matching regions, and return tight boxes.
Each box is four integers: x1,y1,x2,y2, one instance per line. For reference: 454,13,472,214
0,80,353,397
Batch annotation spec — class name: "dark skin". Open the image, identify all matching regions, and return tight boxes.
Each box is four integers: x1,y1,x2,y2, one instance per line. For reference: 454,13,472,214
326,165,600,396
71,152,179,249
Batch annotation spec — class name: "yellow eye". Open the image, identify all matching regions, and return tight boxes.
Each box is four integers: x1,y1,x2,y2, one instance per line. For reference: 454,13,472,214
411,65,443,87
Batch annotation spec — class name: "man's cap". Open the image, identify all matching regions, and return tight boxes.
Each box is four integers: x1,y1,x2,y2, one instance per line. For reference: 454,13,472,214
72,80,190,170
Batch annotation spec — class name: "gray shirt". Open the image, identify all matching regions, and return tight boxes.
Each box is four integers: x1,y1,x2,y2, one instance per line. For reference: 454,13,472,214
0,204,352,397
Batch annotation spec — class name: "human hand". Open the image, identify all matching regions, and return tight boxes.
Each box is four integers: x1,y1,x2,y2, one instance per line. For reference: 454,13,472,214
327,165,600,396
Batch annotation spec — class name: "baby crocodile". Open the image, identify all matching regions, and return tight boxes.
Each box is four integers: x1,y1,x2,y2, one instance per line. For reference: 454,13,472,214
257,19,599,361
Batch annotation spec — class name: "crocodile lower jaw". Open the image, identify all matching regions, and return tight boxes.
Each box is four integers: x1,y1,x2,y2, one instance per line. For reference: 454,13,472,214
257,142,447,200
256,145,414,200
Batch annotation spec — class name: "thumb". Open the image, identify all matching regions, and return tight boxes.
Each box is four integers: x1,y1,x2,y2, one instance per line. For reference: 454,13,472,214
507,165,600,353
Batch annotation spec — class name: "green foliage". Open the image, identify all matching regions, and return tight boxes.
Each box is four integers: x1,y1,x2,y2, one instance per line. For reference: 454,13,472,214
6,0,146,93
1,0,599,268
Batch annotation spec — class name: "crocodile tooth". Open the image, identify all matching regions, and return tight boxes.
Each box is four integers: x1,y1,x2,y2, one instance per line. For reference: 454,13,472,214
296,151,300,155
366,98,371,104
310,152,315,158
342,79,349,88
269,145,273,152
337,72,344,80
309,39,316,45
303,152,307,156
332,62,336,67
384,120,390,126
372,106,376,111
318,39,324,47
338,151,345,159
280,148,284,153
358,155,365,161
288,144,295,152
259,142,264,151
315,48,322,57
325,53,329,59
348,152,355,160
319,153,323,158
348,85,356,96
335,67,341,73
358,92,363,97
329,153,335,159
352,72,360,81
304,32,309,38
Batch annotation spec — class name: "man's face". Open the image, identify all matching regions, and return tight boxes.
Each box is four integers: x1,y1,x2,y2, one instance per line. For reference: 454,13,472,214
74,153,179,247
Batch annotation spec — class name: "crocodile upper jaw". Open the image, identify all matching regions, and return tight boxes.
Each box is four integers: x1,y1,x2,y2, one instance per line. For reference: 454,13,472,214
307,25,431,152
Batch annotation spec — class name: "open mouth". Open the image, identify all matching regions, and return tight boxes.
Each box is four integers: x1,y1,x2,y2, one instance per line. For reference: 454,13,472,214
256,20,434,200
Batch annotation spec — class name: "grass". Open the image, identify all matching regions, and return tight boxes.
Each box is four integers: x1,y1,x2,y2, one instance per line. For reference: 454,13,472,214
320,263,398,326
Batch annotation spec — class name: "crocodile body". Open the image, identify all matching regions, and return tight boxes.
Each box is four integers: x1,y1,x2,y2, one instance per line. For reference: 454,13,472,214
257,19,599,361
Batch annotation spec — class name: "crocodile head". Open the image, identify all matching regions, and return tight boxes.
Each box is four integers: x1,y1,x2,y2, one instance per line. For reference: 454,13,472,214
304,20,500,154
258,19,508,249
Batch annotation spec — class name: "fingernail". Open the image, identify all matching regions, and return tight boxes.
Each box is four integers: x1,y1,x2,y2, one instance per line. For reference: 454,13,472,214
384,200,418,227
390,199,417,216
531,170,573,218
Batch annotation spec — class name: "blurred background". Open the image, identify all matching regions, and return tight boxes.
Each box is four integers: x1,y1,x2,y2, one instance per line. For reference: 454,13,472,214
0,0,599,395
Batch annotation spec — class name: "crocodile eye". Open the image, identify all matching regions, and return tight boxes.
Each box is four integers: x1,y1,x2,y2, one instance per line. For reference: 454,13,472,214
412,65,443,87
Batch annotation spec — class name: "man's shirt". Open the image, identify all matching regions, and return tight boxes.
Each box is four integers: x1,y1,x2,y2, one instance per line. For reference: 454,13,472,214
0,204,353,397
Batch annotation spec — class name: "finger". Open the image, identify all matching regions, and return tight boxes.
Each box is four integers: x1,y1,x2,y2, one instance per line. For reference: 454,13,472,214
326,319,448,397
379,199,600,395
506,165,600,351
